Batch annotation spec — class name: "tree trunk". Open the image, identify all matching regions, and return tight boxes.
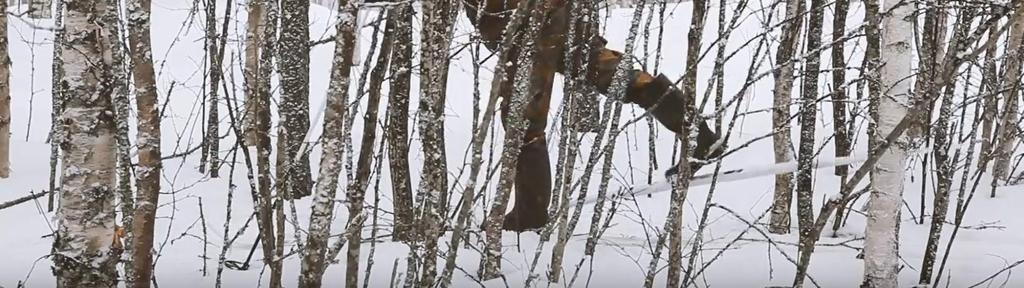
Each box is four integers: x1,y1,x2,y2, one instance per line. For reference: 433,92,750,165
345,7,394,288
0,0,8,179
202,0,232,177
792,0,825,285
667,0,706,286
862,0,914,285
978,27,999,172
276,0,312,199
480,0,541,279
256,0,282,286
47,0,65,211
992,9,1024,186
417,0,457,284
242,2,264,146
830,0,850,177
297,1,357,287
52,0,120,286
768,0,804,235
126,0,163,286
384,3,414,242
914,2,952,284
103,0,134,279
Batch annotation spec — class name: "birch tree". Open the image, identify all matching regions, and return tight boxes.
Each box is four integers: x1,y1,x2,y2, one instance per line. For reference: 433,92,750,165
299,0,357,286
243,2,264,146
256,0,283,285
666,0,706,285
830,0,851,178
127,0,163,285
916,2,953,284
277,0,313,199
201,0,232,177
791,0,825,285
480,0,541,279
0,0,8,179
862,0,915,285
768,0,803,234
52,0,119,285
992,9,1024,186
48,0,65,210
415,0,458,284
383,3,414,241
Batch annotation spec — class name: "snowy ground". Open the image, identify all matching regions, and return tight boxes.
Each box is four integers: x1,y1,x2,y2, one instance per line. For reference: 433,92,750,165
2,0,1023,287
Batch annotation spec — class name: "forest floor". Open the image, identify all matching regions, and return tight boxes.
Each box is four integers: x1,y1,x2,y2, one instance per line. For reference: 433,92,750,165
2,0,1023,287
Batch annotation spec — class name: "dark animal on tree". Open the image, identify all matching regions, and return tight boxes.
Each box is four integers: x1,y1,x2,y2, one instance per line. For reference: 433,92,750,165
351,0,726,232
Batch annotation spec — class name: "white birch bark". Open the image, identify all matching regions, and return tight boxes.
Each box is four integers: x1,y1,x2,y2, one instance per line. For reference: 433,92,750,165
52,0,120,285
862,0,915,286
0,0,9,179
298,1,357,286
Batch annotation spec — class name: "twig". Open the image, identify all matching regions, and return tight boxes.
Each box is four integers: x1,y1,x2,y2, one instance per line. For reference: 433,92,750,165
0,191,48,211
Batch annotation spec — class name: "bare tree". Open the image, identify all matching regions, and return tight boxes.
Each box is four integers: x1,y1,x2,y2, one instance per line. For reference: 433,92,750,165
299,0,357,286
979,28,999,171
417,0,458,284
917,1,954,285
126,0,163,286
992,8,1024,186
383,3,415,242
47,0,65,211
862,0,915,285
51,0,119,286
103,0,133,277
256,0,283,285
768,0,803,235
200,0,232,177
667,0,707,286
791,0,825,285
242,1,265,146
830,0,851,178
0,0,8,179
276,0,312,199
480,0,542,279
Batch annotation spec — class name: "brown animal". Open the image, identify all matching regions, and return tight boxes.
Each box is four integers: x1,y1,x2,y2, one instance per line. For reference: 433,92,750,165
462,0,725,231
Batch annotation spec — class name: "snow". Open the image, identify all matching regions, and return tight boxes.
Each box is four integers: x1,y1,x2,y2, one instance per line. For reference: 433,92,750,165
1,0,1023,287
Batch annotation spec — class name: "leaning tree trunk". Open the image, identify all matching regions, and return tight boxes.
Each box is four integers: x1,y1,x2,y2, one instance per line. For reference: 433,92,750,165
862,0,914,286
767,0,804,235
992,10,1024,187
276,0,312,199
0,0,9,179
52,0,120,286
126,0,163,286
298,1,358,287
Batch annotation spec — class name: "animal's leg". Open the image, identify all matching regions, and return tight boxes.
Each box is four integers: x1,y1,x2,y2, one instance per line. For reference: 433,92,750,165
582,37,725,174
499,45,557,232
